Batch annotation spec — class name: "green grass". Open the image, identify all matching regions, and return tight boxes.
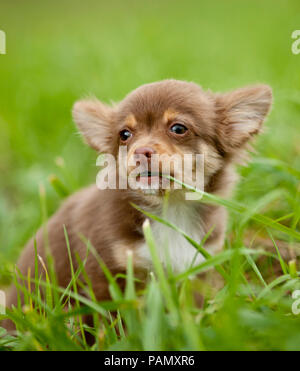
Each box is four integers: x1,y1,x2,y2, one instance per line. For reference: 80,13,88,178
0,0,300,350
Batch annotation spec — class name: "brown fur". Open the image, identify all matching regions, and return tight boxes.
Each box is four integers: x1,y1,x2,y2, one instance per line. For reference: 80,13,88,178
3,79,272,331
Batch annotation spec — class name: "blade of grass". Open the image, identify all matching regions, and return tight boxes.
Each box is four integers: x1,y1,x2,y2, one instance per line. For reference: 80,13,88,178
78,234,123,301
63,225,87,348
267,229,288,275
245,254,267,288
168,176,300,241
142,219,178,324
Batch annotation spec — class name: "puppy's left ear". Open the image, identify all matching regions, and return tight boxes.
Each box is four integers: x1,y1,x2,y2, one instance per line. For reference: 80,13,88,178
216,85,272,152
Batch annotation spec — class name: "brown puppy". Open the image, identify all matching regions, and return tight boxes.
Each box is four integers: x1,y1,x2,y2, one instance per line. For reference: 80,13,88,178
4,80,272,329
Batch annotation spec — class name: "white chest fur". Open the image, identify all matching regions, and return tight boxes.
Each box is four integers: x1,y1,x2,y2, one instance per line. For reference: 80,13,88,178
136,202,207,274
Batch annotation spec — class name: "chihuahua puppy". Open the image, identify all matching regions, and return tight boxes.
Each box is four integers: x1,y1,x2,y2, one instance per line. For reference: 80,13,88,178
4,80,272,329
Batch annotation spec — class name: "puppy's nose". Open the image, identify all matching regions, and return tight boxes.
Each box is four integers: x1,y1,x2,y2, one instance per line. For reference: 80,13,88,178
134,147,156,159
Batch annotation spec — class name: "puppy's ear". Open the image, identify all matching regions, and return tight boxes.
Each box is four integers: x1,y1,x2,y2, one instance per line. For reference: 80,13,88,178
72,98,115,152
216,85,272,152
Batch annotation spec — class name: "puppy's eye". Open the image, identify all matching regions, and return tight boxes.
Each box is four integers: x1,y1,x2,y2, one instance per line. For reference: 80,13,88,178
120,129,132,142
170,123,188,135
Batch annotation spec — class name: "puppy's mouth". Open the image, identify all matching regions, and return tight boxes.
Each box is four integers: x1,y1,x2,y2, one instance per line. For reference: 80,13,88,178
137,171,164,185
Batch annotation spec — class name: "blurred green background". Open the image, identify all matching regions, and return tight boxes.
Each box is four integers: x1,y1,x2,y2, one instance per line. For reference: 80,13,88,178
0,0,299,272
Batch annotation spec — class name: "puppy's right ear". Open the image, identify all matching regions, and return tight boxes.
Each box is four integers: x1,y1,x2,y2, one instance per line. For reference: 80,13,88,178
72,98,115,152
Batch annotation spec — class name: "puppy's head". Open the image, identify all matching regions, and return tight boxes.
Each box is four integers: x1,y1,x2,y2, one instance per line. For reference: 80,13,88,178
73,80,272,200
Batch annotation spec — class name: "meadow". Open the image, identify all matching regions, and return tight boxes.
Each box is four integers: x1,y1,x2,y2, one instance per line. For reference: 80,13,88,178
0,0,300,350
